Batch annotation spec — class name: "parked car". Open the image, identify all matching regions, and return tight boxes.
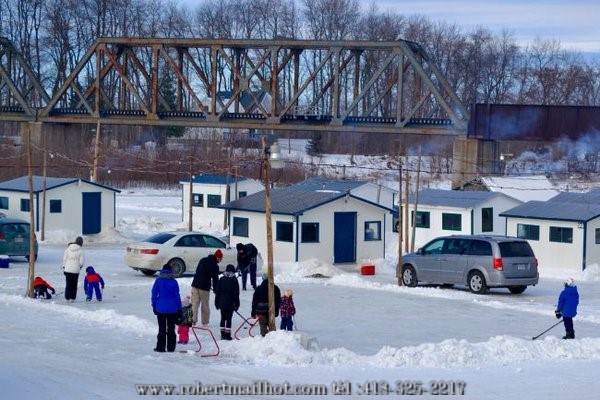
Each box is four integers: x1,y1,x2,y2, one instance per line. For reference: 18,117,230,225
400,235,538,294
0,217,38,261
125,231,238,277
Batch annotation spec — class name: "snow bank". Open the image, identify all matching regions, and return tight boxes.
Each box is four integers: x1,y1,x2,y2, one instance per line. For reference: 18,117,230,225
5,292,599,370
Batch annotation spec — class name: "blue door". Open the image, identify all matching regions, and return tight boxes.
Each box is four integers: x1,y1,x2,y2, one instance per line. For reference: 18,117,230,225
82,192,101,234
334,212,356,263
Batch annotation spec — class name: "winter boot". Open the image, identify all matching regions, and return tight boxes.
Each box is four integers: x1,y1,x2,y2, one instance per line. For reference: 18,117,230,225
220,330,227,340
224,331,233,341
562,330,575,339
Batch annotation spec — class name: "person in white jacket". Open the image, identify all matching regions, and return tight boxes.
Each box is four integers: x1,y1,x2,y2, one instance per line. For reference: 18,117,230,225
63,236,85,301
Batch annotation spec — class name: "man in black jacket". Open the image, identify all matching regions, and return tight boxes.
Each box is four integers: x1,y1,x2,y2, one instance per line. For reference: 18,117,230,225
251,274,281,337
191,249,222,326
236,242,258,290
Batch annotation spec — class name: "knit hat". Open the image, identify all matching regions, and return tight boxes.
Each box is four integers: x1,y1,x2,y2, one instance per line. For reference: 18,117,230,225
214,249,223,260
75,236,83,246
85,266,95,273
236,243,244,251
565,277,575,287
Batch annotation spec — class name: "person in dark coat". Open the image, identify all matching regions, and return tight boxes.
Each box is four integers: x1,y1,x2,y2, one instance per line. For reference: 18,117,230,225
555,277,579,339
251,273,281,337
191,249,222,326
151,265,182,352
236,243,258,290
214,264,240,340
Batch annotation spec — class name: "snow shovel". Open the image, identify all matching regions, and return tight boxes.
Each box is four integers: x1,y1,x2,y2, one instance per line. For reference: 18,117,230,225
532,319,563,340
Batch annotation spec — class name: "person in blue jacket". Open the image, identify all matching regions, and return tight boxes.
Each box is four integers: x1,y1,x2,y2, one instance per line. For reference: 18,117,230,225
151,265,182,352
555,277,579,339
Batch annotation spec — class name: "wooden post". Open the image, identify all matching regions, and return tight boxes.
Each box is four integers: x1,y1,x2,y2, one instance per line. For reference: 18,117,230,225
92,119,101,182
26,123,36,298
262,135,276,332
188,146,193,232
411,146,422,253
397,151,403,286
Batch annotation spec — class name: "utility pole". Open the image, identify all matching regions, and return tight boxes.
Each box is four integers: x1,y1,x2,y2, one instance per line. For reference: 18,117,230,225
41,133,47,241
262,135,276,332
404,155,410,253
410,146,422,253
188,145,193,232
397,150,403,286
26,123,36,298
92,119,101,182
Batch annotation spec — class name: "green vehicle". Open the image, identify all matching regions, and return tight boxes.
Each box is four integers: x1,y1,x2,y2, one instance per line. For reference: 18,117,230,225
0,217,38,261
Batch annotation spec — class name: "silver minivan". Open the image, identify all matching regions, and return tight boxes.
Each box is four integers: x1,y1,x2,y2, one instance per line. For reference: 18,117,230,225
400,235,539,294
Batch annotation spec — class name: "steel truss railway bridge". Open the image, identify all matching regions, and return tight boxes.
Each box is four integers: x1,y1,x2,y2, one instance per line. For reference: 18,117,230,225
1,36,467,136
0,36,480,184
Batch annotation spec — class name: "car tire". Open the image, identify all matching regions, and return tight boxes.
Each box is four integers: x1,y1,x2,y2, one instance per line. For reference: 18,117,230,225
168,258,186,278
25,254,38,262
402,265,418,287
468,271,487,294
508,285,527,294
140,269,157,276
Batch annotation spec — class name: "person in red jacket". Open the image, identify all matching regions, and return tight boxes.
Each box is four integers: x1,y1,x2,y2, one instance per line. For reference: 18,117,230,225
84,266,105,302
33,276,55,299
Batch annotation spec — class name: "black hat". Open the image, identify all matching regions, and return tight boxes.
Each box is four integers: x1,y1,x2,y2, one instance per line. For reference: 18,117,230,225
226,264,236,273
236,243,244,251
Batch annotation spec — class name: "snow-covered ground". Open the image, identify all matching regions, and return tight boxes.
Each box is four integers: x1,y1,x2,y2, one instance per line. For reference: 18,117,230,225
2,188,600,399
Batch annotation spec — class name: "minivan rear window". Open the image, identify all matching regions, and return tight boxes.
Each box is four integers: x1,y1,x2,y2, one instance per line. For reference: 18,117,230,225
499,241,534,257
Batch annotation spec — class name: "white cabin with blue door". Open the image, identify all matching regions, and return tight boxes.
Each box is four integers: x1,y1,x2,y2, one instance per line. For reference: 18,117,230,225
219,186,395,264
180,174,263,230
0,176,120,236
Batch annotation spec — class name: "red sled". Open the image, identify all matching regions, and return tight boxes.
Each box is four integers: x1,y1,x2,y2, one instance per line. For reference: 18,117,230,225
179,325,220,357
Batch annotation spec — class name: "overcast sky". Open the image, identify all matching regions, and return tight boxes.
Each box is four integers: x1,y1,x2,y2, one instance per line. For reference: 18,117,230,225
381,0,600,53
180,0,600,53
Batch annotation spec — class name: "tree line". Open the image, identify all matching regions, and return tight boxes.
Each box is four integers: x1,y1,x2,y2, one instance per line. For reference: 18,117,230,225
1,0,598,108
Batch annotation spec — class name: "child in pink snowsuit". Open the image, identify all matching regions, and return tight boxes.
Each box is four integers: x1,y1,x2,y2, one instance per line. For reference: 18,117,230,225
177,295,191,344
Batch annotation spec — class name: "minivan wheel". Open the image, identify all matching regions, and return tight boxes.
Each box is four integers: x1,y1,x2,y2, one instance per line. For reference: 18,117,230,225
468,271,488,294
508,285,527,294
140,269,157,276
168,258,186,278
402,265,418,287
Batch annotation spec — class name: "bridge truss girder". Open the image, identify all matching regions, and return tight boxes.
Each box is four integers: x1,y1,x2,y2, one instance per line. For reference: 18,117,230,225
0,37,50,120
3,37,468,135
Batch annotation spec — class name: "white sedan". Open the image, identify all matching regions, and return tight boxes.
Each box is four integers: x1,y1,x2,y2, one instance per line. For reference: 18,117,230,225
125,232,238,277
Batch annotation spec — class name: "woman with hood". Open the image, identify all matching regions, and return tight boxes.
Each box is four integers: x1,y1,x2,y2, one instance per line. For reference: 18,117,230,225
62,236,84,302
151,265,182,352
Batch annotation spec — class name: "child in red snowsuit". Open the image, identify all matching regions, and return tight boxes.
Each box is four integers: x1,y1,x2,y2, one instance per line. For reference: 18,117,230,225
84,266,105,301
33,276,55,299
177,295,192,344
